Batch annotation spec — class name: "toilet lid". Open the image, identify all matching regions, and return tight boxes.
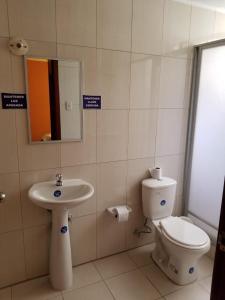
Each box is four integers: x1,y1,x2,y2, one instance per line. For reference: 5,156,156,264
160,217,209,247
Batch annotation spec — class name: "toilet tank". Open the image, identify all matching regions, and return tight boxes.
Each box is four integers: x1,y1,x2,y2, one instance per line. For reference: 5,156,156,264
142,177,177,220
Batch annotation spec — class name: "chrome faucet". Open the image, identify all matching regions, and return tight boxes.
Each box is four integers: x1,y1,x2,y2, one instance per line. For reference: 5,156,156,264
56,174,63,186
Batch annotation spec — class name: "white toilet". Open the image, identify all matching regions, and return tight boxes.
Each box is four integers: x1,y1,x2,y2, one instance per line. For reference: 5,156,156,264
142,177,211,285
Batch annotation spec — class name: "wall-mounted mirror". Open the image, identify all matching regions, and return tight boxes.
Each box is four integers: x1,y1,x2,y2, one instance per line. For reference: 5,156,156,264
25,57,82,143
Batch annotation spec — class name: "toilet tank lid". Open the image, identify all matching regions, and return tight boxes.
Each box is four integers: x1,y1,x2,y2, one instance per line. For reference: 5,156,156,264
142,177,177,189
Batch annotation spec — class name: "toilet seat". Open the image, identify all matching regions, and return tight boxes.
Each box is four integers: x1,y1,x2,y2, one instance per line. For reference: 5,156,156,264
160,217,209,249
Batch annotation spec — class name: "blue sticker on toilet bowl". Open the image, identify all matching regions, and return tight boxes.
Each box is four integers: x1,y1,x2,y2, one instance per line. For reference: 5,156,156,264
160,200,166,206
60,226,68,234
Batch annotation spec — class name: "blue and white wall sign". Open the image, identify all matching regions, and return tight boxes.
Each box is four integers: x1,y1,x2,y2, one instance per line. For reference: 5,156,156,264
1,93,27,109
83,95,101,109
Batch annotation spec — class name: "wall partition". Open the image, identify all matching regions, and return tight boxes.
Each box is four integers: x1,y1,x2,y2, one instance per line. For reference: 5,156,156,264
185,40,225,243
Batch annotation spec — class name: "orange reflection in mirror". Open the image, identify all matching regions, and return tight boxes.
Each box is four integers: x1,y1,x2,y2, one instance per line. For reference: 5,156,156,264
27,59,51,141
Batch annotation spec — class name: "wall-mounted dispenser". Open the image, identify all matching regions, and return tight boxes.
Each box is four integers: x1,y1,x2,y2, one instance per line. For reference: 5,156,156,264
8,37,29,56
106,205,132,222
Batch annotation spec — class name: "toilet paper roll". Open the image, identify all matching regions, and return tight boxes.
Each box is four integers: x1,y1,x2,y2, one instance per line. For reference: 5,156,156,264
150,167,162,180
107,205,131,222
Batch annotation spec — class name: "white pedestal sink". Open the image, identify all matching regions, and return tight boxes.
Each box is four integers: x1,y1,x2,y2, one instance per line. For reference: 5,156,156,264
28,178,94,290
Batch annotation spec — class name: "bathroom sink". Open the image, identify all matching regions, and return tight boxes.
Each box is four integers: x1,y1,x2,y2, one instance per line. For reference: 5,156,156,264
28,177,94,290
29,179,94,210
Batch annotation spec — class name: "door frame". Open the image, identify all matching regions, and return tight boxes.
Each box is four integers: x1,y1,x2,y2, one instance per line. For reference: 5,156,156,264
183,38,225,222
211,179,225,299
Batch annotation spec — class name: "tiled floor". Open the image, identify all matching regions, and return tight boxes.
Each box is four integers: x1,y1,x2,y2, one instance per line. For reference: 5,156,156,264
0,244,213,300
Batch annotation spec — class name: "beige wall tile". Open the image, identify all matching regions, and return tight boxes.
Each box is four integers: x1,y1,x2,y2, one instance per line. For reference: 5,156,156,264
156,109,186,156
155,154,180,186
132,0,164,55
63,282,113,300
20,169,59,228
130,54,161,109
159,57,188,108
126,204,155,249
70,214,97,265
97,49,130,109
97,0,132,51
97,110,128,162
56,0,96,47
128,110,157,159
24,225,50,278
189,6,215,45
163,0,191,58
0,110,18,173
0,38,13,92
61,111,96,166
97,210,126,258
0,230,26,287
8,0,56,42
16,112,61,171
57,44,97,95
62,164,97,218
97,161,127,211
0,287,11,300
173,193,183,216
127,158,154,208
0,0,9,37
0,173,22,233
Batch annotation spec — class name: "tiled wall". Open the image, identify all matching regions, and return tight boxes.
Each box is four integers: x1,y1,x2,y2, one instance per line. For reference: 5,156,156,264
0,0,224,288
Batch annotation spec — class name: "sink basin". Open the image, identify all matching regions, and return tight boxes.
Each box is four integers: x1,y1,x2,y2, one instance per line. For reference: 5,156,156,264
28,177,94,291
29,179,94,210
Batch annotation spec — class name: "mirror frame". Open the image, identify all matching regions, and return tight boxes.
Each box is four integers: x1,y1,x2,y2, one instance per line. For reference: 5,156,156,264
24,55,83,144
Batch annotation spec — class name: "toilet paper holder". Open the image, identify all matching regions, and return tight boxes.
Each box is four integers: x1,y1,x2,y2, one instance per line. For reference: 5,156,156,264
106,205,132,219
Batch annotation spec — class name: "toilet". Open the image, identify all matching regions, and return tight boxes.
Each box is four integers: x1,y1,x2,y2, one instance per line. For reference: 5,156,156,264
142,177,211,285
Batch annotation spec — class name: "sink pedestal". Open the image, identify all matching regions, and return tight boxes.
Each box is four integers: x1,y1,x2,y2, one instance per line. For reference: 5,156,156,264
50,209,73,290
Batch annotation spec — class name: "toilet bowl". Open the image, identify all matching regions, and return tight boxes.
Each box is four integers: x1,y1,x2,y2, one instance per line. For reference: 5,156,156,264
151,216,210,285
141,177,211,285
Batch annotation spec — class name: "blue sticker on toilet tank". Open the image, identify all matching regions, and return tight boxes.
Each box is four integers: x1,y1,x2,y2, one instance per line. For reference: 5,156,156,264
61,226,68,234
160,200,166,206
54,190,61,197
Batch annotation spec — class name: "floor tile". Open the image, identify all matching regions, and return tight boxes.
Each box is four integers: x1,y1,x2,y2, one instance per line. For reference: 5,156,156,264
198,255,214,280
106,269,161,300
0,287,11,300
141,263,182,296
63,281,114,300
12,276,60,300
94,252,136,279
164,283,210,300
127,244,155,267
198,276,212,294
62,263,102,292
